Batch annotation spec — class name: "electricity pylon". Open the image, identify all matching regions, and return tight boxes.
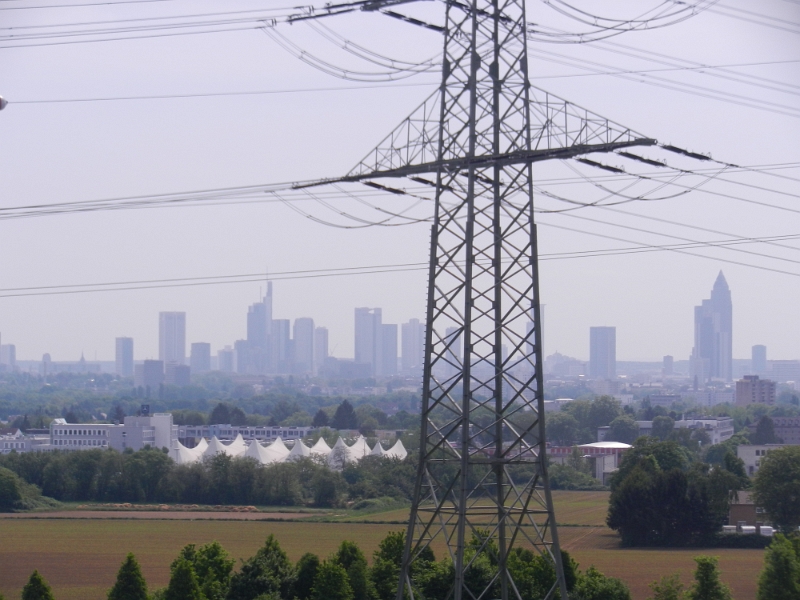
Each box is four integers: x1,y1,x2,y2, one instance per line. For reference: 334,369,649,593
304,1,654,598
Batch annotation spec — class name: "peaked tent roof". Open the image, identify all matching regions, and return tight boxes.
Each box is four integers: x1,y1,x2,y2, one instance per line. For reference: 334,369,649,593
203,436,232,459
170,441,200,464
286,440,313,461
310,437,332,456
193,438,209,455
244,440,284,465
347,436,371,462
268,437,290,457
370,441,388,456
385,439,408,460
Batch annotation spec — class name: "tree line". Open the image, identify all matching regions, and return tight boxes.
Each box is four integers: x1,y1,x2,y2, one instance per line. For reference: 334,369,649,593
0,449,416,510
8,531,636,600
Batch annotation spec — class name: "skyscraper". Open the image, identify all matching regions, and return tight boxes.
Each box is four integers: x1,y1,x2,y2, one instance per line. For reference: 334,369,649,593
692,272,733,382
589,326,616,380
115,337,134,377
401,318,425,374
355,307,383,376
159,312,186,365
271,319,291,373
293,318,315,374
190,342,211,373
314,327,329,375
752,345,767,376
381,323,398,376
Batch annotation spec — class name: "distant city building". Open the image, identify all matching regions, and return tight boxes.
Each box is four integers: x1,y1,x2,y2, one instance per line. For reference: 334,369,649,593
177,424,314,445
165,363,191,386
271,319,291,374
314,327,329,375
748,417,800,445
645,394,681,408
115,337,134,377
355,307,383,376
589,327,616,380
662,355,674,376
752,345,767,376
217,346,234,373
0,343,17,370
190,342,211,373
691,272,732,382
159,312,186,365
690,389,735,407
381,324,398,376
234,340,250,374
401,318,425,375
769,360,800,383
134,359,164,394
633,417,734,445
735,375,776,406
293,318,315,374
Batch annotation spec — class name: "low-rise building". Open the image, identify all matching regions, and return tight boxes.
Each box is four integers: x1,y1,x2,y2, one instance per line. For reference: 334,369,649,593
628,417,734,445
737,444,786,476
548,441,632,484
50,412,177,452
177,424,315,445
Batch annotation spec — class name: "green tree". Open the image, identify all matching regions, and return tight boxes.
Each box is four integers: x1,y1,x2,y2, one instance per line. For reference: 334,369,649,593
651,416,675,441
311,561,354,600
370,531,409,600
175,542,234,600
751,415,780,444
295,553,320,600
227,535,296,600
686,556,731,600
209,403,231,425
607,416,639,445
546,412,580,445
588,396,623,431
331,400,359,430
334,540,373,600
22,571,55,600
757,534,800,600
753,446,800,533
164,558,204,600
647,574,685,600
108,553,148,600
572,566,631,600
312,409,329,428
0,467,22,512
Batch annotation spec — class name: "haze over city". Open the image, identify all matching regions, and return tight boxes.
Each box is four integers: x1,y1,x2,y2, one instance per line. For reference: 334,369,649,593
0,0,799,364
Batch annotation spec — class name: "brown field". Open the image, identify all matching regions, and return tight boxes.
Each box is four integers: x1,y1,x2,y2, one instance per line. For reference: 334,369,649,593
0,492,765,600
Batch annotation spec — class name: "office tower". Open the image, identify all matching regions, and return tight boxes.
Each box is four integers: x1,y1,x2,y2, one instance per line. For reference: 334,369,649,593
234,340,250,374
293,318,315,374
245,291,270,374
0,343,16,369
691,271,733,382
165,363,191,386
752,345,767,375
381,323,398,376
190,342,211,373
589,326,616,380
115,337,134,377
271,319,291,373
217,346,234,373
314,327,329,374
401,318,425,374
663,355,674,376
135,360,164,394
354,307,383,376
159,312,186,365
736,375,776,406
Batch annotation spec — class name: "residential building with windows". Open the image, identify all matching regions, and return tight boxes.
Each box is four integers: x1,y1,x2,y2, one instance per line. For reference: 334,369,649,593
737,444,786,476
735,375,776,406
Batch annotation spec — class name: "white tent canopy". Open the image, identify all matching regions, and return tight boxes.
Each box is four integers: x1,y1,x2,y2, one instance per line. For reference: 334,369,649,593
169,441,201,465
310,437,332,456
286,440,313,461
385,439,408,460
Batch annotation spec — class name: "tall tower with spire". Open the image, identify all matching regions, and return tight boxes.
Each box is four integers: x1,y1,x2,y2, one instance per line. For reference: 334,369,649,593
692,272,733,382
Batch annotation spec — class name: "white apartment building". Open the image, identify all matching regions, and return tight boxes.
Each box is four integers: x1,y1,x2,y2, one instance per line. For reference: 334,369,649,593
737,444,786,476
49,413,177,452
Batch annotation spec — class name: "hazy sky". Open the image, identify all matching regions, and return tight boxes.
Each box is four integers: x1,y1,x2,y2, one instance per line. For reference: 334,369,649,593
0,0,799,364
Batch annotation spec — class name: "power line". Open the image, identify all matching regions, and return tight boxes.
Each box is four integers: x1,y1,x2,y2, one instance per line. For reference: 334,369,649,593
4,229,800,298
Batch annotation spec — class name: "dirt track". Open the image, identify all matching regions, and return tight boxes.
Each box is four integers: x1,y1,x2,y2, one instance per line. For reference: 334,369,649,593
0,510,313,520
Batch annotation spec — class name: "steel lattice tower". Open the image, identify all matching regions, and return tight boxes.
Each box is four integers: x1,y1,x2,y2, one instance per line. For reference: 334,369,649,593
316,1,655,598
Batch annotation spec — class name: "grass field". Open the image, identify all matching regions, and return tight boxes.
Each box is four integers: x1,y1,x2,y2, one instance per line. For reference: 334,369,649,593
0,492,765,600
